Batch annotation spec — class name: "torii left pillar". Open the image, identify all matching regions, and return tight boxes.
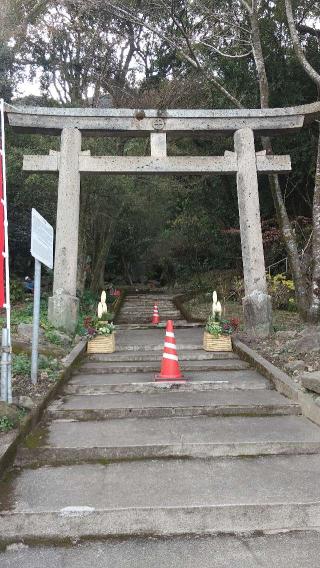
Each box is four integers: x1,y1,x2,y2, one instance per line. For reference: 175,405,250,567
48,128,81,333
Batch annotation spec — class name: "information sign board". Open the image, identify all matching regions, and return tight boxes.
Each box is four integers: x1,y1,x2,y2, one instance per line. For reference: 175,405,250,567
31,208,54,269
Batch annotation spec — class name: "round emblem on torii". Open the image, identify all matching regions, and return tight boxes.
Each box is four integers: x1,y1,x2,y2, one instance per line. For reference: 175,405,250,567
152,117,165,130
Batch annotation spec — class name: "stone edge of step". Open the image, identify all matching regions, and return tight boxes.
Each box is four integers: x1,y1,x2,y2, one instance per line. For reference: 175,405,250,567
77,363,250,375
46,403,301,420
63,381,272,394
15,440,320,467
0,502,320,542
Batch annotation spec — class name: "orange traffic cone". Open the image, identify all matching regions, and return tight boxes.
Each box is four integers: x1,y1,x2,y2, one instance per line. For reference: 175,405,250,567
155,320,185,382
152,303,160,325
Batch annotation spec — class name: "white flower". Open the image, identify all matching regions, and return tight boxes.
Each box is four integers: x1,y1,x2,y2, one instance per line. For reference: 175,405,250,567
99,290,108,315
212,290,222,319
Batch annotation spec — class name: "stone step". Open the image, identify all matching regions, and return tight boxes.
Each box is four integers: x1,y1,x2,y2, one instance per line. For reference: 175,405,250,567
114,343,202,352
16,415,320,466
1,455,320,540
118,310,181,314
118,301,178,304
116,320,189,324
121,298,177,302
116,322,198,330
85,351,239,362
117,328,203,343
65,376,271,394
118,308,180,312
116,320,185,324
120,300,175,303
2,532,320,567
117,310,182,315
115,329,204,350
118,311,181,315
122,295,176,299
117,305,180,310
47,390,300,420
118,307,181,311
69,369,270,390
77,359,250,374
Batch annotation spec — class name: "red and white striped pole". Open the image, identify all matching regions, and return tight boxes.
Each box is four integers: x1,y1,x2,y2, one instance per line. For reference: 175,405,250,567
0,99,12,403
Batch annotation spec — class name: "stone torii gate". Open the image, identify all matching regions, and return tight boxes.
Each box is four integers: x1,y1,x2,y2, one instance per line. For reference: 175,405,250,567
5,102,320,335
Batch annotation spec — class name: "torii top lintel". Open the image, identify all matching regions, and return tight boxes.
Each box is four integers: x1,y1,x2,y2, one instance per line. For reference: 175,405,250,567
4,101,320,137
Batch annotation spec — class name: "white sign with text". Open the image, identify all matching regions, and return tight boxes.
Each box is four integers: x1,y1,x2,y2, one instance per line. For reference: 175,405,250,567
31,208,54,269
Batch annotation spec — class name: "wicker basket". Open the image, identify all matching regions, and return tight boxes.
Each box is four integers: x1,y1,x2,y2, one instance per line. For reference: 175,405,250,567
203,331,232,352
87,333,115,354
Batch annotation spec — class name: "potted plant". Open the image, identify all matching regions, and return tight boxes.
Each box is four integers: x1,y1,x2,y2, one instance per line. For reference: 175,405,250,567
85,291,116,353
203,291,239,352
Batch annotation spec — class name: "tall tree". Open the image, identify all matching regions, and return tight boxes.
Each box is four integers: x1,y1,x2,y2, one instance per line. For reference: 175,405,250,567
284,0,320,319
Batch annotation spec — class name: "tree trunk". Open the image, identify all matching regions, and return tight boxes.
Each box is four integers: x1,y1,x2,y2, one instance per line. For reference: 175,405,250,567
263,140,309,318
90,218,117,293
284,0,320,321
284,0,320,90
121,256,133,285
309,126,320,320
249,4,308,318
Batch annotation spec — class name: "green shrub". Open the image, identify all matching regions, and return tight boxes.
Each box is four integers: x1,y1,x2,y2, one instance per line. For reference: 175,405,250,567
287,297,298,312
10,279,25,303
44,329,63,345
267,273,295,310
12,354,31,376
80,290,99,313
230,277,245,303
205,315,239,337
11,302,33,325
0,416,15,432
228,273,296,311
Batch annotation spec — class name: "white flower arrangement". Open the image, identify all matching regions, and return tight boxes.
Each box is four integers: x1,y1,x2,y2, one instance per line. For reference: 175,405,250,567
97,290,108,320
212,290,222,320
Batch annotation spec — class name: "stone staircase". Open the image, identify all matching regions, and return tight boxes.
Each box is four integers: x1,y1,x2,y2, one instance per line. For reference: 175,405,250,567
116,292,189,326
2,326,320,565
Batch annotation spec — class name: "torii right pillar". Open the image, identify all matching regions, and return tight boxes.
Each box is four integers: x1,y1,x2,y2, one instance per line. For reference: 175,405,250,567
234,127,272,337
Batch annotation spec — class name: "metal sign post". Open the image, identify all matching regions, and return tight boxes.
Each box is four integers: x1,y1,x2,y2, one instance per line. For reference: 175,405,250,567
30,209,54,384
0,99,12,403
31,259,41,384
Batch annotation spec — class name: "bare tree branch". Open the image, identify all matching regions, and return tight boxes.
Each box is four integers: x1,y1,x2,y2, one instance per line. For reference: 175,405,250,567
102,1,242,107
284,0,320,89
297,23,320,39
200,41,252,59
240,0,252,15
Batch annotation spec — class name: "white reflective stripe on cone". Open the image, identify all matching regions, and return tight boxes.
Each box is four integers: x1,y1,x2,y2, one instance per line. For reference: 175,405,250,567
164,342,176,349
166,331,175,338
163,353,178,361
